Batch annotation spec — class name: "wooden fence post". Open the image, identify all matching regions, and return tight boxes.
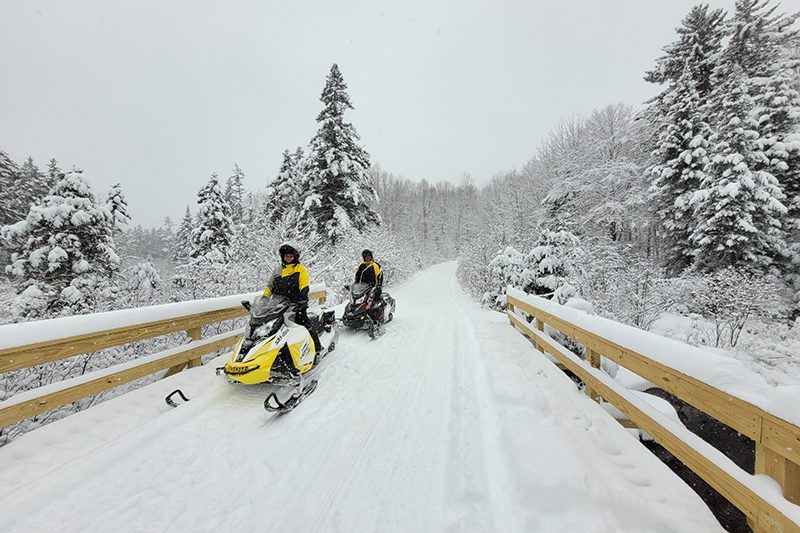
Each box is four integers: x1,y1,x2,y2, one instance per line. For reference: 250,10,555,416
755,442,800,505
164,326,203,377
585,348,601,402
535,318,545,353
186,326,203,368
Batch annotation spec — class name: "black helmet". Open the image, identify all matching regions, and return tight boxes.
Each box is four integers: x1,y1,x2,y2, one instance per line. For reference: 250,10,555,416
279,243,300,261
362,249,373,260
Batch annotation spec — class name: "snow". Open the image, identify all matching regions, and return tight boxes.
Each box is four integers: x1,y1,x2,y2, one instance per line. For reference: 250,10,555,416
0,263,722,532
0,283,327,351
508,287,800,427
511,312,800,525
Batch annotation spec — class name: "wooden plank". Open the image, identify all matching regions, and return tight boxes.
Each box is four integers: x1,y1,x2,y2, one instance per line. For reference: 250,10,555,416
757,442,800,506
507,296,765,440
0,307,246,374
762,415,800,471
515,320,799,531
586,348,601,402
163,362,187,378
0,330,242,429
0,290,327,374
185,326,203,368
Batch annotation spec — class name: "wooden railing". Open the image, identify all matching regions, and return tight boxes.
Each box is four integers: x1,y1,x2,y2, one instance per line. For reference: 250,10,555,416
506,290,800,533
0,289,327,431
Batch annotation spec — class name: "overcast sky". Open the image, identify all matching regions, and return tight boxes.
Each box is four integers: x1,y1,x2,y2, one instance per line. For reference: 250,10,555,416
2,0,798,227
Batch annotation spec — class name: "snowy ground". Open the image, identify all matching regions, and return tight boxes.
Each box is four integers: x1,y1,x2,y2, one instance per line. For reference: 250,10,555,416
0,262,722,532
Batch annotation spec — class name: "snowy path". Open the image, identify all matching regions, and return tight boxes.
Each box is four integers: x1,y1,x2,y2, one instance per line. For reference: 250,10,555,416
0,262,722,532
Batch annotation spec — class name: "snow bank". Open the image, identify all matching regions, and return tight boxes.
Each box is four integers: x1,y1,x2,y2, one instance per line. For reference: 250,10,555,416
507,287,800,427
0,284,327,351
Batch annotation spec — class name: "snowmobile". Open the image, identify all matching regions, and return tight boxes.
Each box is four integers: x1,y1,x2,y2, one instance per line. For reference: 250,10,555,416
341,282,396,339
219,294,338,413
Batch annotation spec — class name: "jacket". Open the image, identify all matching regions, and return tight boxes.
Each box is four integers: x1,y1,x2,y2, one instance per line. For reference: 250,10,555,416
355,260,382,287
263,261,310,304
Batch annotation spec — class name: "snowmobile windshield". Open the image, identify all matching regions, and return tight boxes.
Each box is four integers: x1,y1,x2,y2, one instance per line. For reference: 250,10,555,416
351,282,372,298
250,295,292,320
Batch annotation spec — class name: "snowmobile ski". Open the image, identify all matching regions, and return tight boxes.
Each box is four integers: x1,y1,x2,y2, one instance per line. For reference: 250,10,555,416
264,379,318,413
165,389,190,408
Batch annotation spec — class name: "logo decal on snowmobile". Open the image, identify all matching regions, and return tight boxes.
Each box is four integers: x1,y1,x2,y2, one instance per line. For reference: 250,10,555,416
272,325,289,347
299,340,313,366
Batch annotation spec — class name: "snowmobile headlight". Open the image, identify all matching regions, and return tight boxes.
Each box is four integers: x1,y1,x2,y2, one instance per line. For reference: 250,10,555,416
353,295,367,305
254,317,281,339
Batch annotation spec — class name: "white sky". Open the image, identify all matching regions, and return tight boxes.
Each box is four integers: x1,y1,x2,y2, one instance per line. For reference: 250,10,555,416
2,0,798,227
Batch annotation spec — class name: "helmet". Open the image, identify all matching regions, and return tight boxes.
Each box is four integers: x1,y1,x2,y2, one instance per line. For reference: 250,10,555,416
362,249,373,260
279,243,300,260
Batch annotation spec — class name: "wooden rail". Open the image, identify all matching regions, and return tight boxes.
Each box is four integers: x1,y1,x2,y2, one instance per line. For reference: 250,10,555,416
506,292,800,533
0,290,327,431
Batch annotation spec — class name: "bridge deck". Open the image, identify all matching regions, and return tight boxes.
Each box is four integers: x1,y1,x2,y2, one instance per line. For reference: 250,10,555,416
0,263,721,532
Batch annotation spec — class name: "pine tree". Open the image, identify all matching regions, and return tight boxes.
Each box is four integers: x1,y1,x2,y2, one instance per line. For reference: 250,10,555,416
723,0,798,79
173,206,194,262
298,64,380,244
1,167,119,317
191,174,234,263
47,158,63,190
125,259,161,304
523,229,579,304
725,0,800,225
105,183,131,233
645,4,726,96
224,163,245,225
0,150,21,225
266,149,302,224
648,64,713,273
481,246,525,310
18,157,50,208
644,5,725,273
691,64,788,272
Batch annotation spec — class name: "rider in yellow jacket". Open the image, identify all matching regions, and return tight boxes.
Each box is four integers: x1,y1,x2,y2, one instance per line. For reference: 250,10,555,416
264,243,320,353
355,249,384,320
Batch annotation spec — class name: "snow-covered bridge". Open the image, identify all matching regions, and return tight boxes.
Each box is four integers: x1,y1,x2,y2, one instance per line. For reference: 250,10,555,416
0,263,798,532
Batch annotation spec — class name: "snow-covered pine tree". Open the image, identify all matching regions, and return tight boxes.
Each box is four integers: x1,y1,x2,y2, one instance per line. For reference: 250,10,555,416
644,5,725,273
190,173,234,263
298,64,380,244
724,0,800,243
105,183,131,233
0,151,22,226
691,63,787,273
644,4,726,97
481,245,525,311
172,206,194,262
47,158,63,190
754,50,800,226
125,259,161,305
523,229,579,304
1,167,120,317
224,163,245,225
723,0,798,80
266,149,302,224
648,64,713,273
18,157,50,208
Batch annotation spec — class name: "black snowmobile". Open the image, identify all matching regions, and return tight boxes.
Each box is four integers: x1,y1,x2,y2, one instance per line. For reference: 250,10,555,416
341,282,396,339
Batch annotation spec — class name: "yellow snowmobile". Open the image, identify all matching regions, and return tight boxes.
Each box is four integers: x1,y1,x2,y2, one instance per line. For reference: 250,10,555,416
221,294,338,413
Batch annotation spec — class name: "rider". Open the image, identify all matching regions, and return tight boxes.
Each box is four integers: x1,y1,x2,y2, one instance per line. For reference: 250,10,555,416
263,243,321,354
355,249,384,320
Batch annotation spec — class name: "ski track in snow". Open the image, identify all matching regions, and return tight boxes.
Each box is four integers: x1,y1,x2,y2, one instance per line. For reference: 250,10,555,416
0,262,723,532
